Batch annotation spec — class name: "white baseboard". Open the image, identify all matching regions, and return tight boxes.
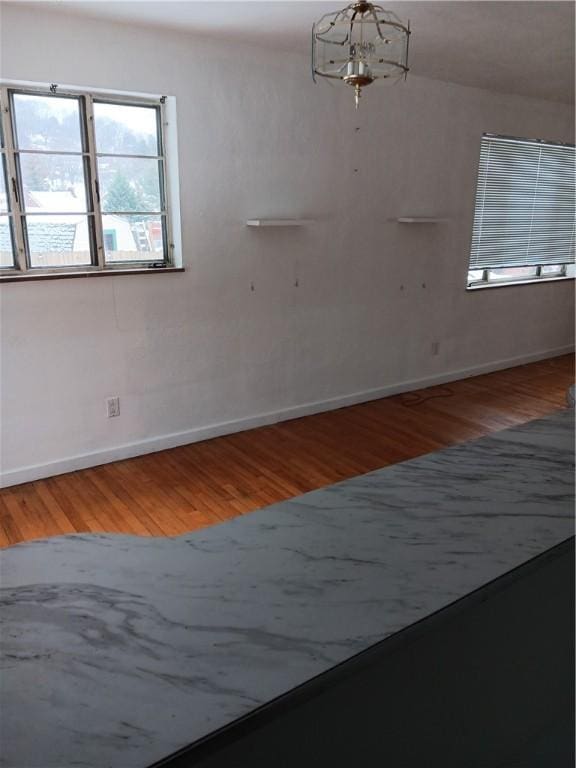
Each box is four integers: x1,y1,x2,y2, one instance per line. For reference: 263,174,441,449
1,344,573,488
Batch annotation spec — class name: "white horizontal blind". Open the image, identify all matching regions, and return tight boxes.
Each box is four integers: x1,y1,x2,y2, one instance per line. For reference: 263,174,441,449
469,134,576,270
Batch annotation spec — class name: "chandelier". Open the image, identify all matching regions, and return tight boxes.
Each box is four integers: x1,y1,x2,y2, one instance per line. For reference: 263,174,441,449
312,1,411,108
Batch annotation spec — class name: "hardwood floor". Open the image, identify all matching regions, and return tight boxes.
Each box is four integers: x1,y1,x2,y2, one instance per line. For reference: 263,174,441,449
1,354,573,547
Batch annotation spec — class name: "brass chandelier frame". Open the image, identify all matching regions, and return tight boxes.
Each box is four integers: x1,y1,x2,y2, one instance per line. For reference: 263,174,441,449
312,1,411,107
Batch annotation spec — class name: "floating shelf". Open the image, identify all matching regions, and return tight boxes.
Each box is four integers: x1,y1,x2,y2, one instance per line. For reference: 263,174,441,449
246,219,313,227
396,217,448,224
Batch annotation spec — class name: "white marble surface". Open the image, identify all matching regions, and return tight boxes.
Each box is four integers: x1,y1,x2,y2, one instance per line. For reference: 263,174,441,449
1,410,574,768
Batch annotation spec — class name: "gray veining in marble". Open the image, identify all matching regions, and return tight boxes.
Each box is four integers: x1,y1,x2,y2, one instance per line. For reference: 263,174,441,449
1,410,574,767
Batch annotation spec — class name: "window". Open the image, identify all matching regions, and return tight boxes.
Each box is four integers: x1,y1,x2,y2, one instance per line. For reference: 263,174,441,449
103,230,117,251
467,133,575,289
0,110,15,268
0,84,178,279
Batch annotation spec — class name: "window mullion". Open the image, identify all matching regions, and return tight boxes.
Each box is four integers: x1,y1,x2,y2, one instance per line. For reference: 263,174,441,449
1,86,27,273
84,94,105,269
159,98,174,266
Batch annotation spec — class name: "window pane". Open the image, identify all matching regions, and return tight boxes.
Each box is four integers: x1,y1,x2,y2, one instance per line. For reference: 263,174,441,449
1,156,8,213
98,157,162,212
468,269,484,282
19,154,89,211
103,214,165,263
0,215,15,268
12,93,83,152
540,264,564,276
25,214,92,267
488,266,538,281
94,102,159,156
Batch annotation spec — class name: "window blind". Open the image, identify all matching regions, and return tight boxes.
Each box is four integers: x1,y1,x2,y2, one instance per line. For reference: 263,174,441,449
469,134,576,270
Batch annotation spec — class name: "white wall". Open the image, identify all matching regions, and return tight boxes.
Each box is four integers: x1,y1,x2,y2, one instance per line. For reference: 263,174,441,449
1,4,574,486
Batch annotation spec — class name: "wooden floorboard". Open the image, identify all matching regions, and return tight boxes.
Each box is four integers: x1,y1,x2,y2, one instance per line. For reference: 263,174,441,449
1,354,573,547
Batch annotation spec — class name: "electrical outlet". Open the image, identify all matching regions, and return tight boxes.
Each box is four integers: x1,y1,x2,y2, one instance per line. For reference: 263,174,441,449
106,396,120,418
431,341,440,356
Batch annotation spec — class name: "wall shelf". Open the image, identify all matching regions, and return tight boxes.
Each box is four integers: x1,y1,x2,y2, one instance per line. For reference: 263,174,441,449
246,219,313,227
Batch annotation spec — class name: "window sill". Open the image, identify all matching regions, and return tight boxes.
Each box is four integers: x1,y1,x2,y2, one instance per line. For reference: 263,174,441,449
0,267,185,284
467,275,574,291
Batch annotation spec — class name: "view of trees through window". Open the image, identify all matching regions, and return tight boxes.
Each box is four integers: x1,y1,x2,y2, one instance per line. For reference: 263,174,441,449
0,89,169,273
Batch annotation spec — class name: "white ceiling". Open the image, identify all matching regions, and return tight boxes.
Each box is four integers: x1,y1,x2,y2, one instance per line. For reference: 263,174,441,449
13,1,576,103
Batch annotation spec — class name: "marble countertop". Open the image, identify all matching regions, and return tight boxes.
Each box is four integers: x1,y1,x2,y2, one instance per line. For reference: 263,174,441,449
1,409,574,768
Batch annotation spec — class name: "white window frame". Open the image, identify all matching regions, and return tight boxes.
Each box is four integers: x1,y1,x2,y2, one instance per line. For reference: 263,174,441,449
0,82,181,281
468,263,575,290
